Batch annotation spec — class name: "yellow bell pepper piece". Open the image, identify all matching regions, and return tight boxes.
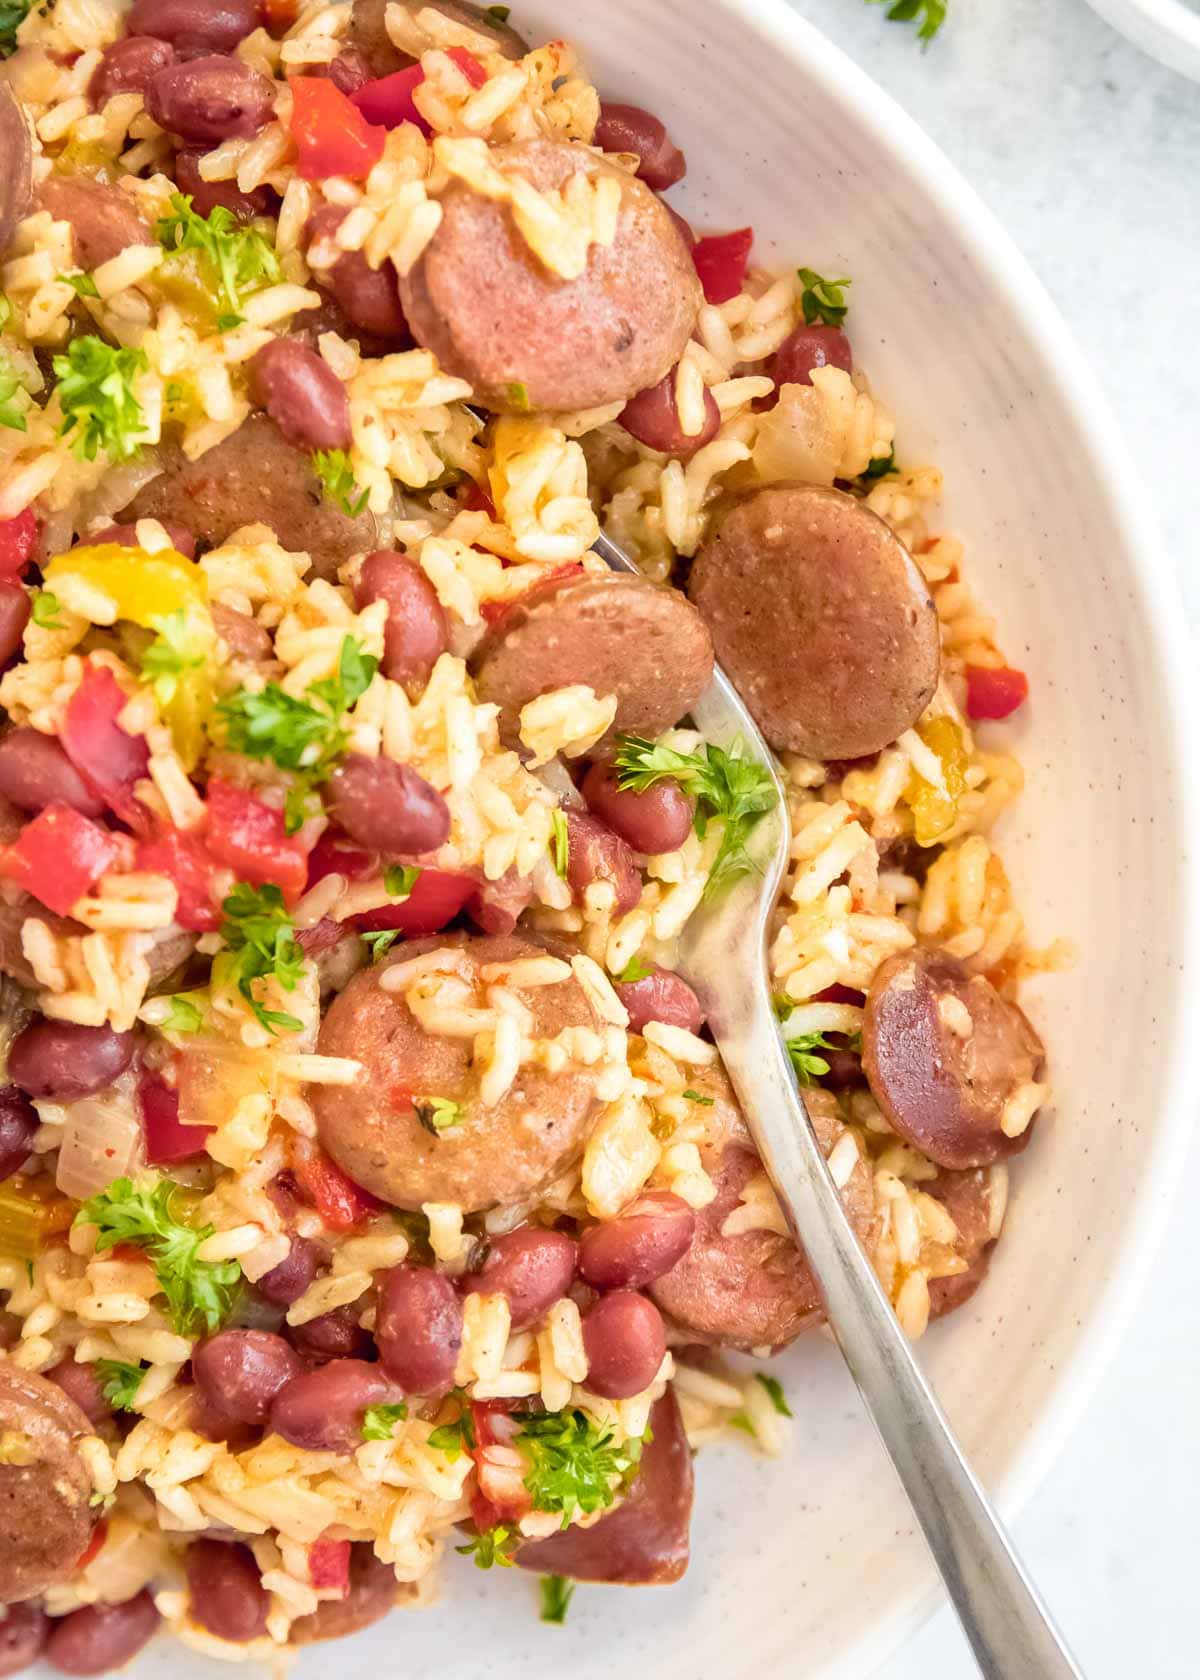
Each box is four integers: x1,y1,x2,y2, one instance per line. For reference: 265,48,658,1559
0,1175,75,1260
904,716,967,847
44,543,215,770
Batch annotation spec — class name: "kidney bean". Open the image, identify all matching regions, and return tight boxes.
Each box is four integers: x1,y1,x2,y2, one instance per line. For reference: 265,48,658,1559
248,338,350,452
563,810,641,916
463,1227,576,1331
46,1358,111,1425
129,0,261,53
193,1329,304,1424
185,1540,269,1643
593,102,686,190
376,1267,462,1393
613,968,704,1035
270,1358,400,1451
314,46,371,95
0,727,104,817
0,581,29,666
174,146,275,220
581,760,693,855
286,1300,372,1361
89,35,175,105
254,1235,320,1306
355,550,448,690
769,322,852,390
581,1290,666,1400
146,56,274,144
0,1086,37,1182
86,519,197,557
9,1019,134,1101
465,868,533,937
0,1601,48,1677
190,1389,256,1447
578,1193,696,1291
45,1591,159,1676
324,755,450,856
619,369,719,460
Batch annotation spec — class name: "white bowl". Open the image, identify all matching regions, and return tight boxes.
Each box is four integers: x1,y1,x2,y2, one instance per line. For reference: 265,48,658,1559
1083,0,1200,81
140,3,1198,1676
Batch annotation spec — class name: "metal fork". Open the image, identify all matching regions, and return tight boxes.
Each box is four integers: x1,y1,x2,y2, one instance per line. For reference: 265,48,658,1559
592,530,1083,1680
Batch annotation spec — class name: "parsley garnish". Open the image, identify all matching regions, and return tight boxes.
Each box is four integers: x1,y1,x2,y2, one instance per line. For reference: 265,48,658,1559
539,1574,574,1624
755,1372,791,1417
782,1028,837,1085
861,449,896,481
74,1178,241,1335
361,1400,408,1441
217,881,305,1035
59,272,100,299
414,1095,463,1134
30,590,63,629
614,954,652,984
0,0,32,56
154,193,281,320
868,0,946,42
428,1401,476,1462
515,1408,645,1527
681,1088,714,1105
506,381,530,412
96,1358,146,1411
613,734,777,898
796,267,851,328
311,448,368,518
456,1526,518,1569
139,609,207,707
384,864,421,899
160,994,204,1035
53,336,148,462
362,929,401,962
549,808,569,878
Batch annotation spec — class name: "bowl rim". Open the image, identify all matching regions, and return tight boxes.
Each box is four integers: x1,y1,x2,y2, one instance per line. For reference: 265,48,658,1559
1082,0,1200,82
703,0,1200,1670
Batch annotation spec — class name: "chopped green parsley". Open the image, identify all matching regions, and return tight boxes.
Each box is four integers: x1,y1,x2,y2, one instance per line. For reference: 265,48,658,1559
796,267,851,328
217,881,305,1035
159,994,205,1036
515,1407,645,1527
867,0,947,41
538,1574,575,1624
96,1358,146,1412
59,271,99,299
30,590,63,629
53,336,148,463
614,954,652,984
362,929,402,963
456,1525,518,1569
312,448,369,518
361,1401,409,1441
414,1095,463,1135
154,193,281,320
549,807,569,878
384,864,421,899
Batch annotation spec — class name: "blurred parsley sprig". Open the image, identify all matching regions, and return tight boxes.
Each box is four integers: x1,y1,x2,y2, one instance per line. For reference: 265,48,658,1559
867,0,946,43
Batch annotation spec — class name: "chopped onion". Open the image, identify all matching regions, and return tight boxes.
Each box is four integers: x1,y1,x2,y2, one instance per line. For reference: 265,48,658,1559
55,1070,145,1201
751,381,841,486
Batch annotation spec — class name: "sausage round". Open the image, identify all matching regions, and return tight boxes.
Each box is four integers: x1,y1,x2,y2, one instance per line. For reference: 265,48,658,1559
398,138,701,413
347,0,527,78
516,1388,691,1584
0,1364,97,1603
862,946,1046,1171
687,483,940,760
925,1164,1005,1320
649,1076,876,1351
0,88,31,262
289,1545,398,1643
124,415,378,581
37,177,150,272
472,573,713,747
311,933,603,1212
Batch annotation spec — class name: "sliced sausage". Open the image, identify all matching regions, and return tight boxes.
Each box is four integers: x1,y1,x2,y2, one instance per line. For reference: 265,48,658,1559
289,1545,398,1643
398,138,702,413
0,1363,97,1603
516,1388,691,1584
312,933,603,1212
37,177,150,272
347,0,526,79
925,1165,1005,1320
0,87,32,260
649,1077,876,1351
472,573,713,746
123,415,378,580
687,484,940,760
862,946,1046,1171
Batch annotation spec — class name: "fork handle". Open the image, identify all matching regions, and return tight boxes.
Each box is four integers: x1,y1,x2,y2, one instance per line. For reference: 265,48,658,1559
717,1009,1084,1680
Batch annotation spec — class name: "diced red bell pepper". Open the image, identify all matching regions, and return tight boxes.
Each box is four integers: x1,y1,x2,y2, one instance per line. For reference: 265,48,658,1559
691,227,753,305
308,1536,350,1594
814,983,865,1007
445,46,487,87
136,826,219,933
0,511,38,580
62,663,150,826
964,664,1029,721
294,1149,382,1230
306,829,373,889
0,803,120,915
291,77,386,181
458,481,497,519
350,64,431,134
138,1071,214,1165
479,562,584,628
353,867,474,936
76,1519,108,1571
205,778,310,903
469,1400,531,1524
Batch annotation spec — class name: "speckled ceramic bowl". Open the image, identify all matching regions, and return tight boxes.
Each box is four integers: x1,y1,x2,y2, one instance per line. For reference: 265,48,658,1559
136,2,1198,1675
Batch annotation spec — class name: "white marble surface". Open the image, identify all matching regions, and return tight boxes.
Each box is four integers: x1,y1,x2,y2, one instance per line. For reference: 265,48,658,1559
776,1,1200,1675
